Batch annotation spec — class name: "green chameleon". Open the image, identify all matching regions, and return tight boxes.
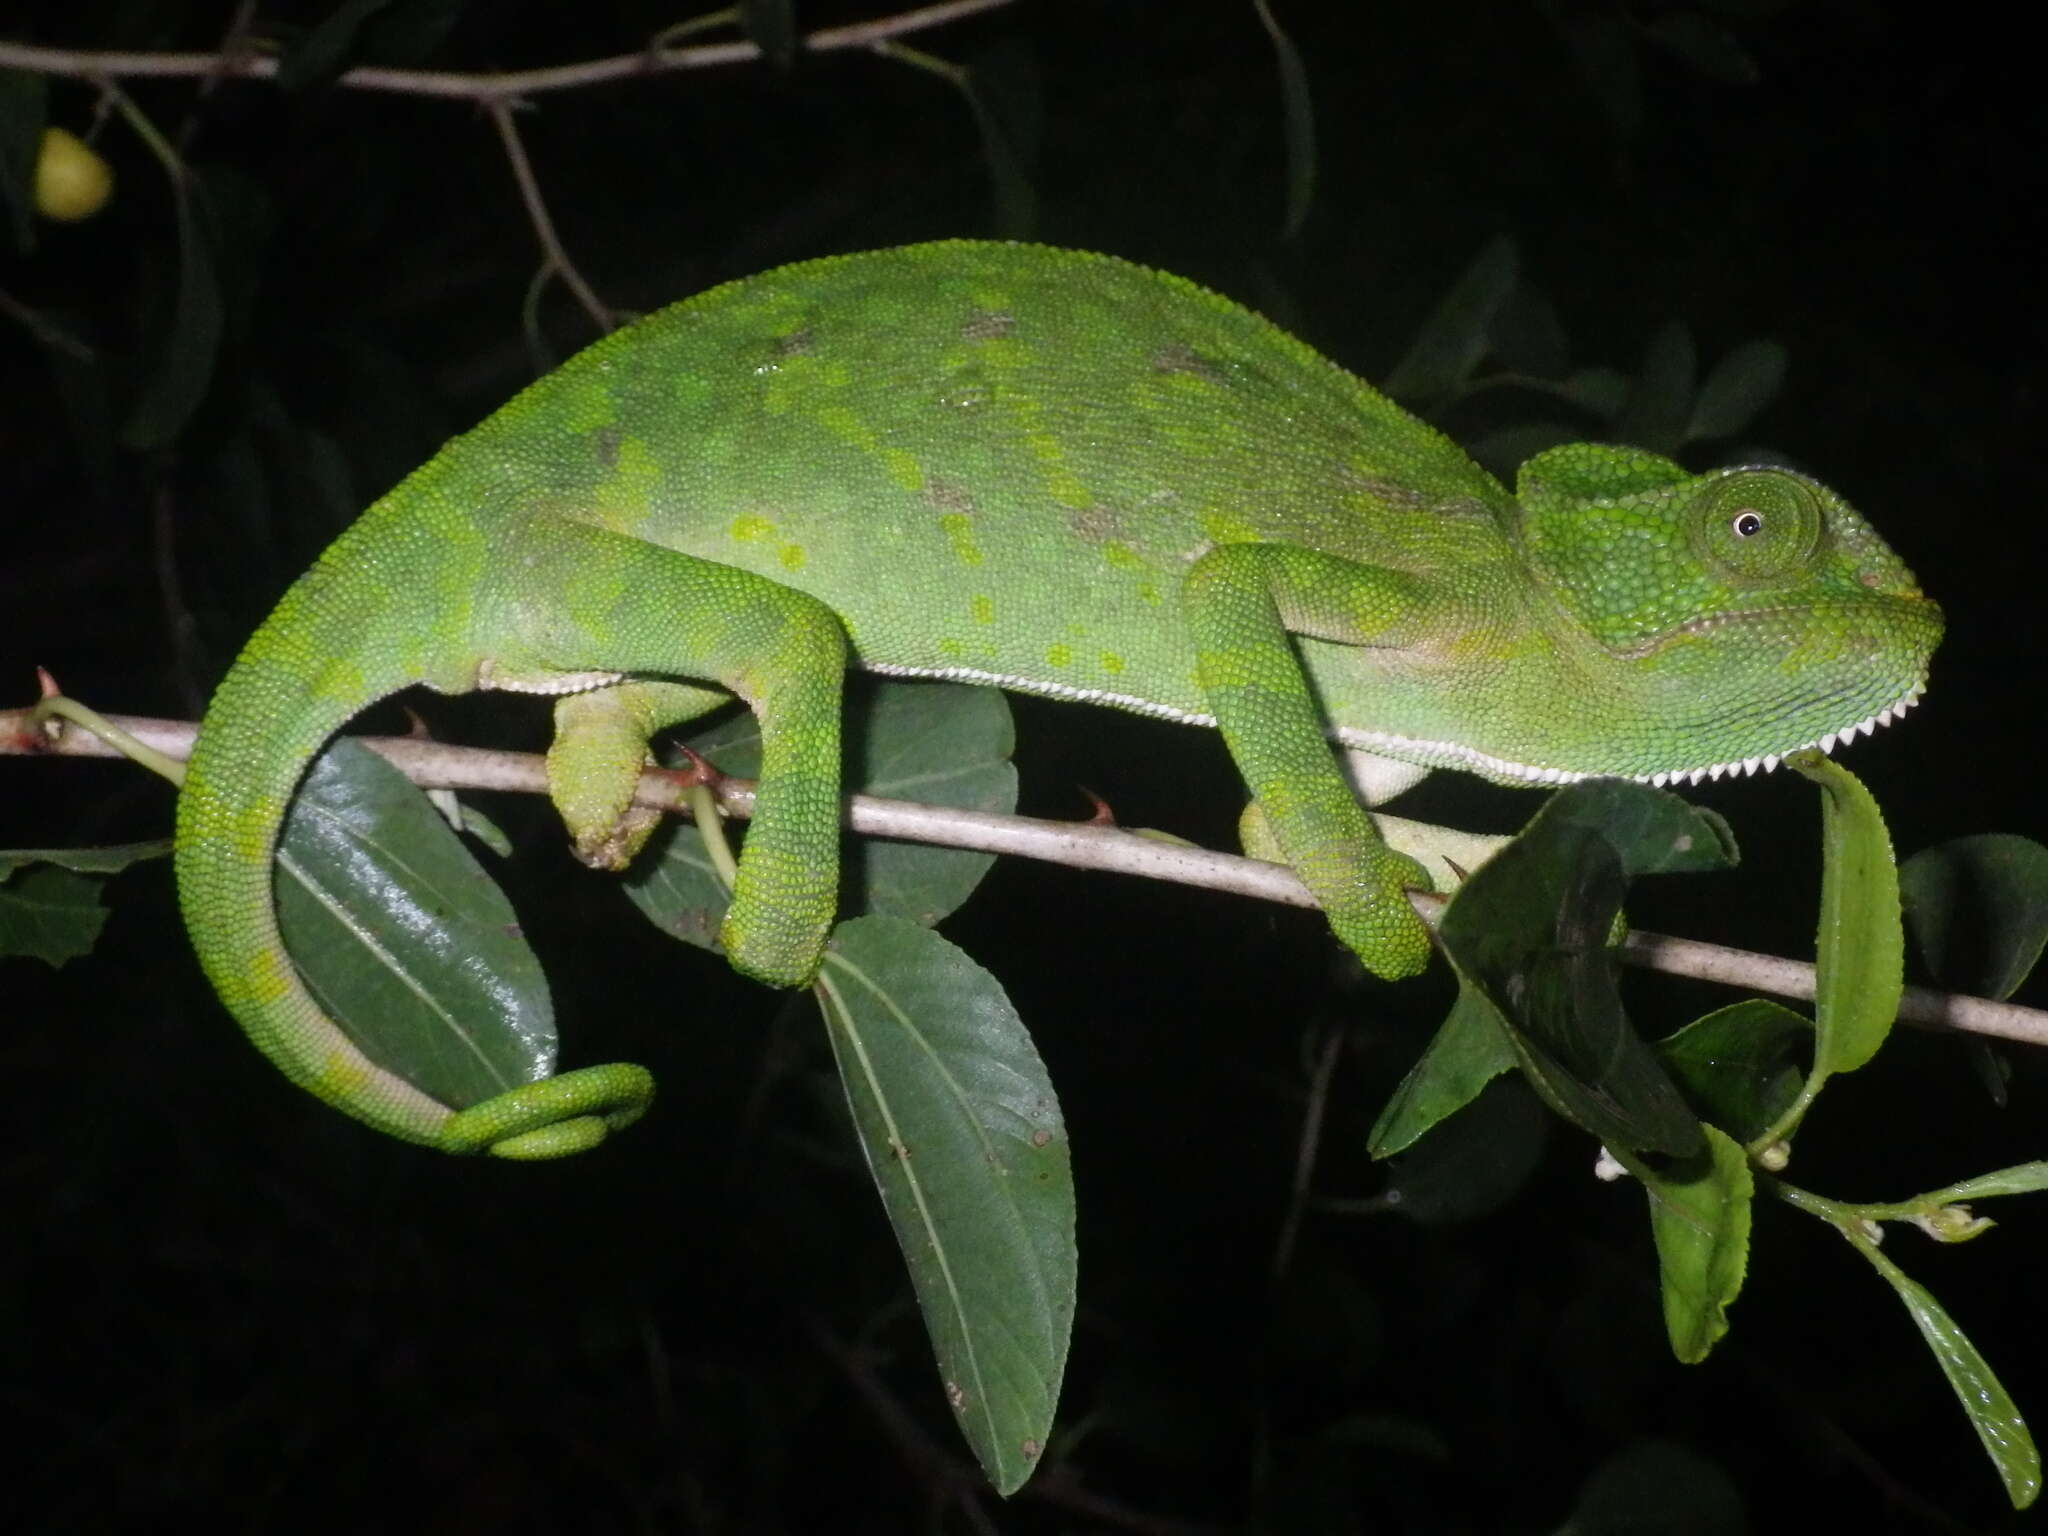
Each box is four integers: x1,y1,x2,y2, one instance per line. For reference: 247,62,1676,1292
174,241,1943,1158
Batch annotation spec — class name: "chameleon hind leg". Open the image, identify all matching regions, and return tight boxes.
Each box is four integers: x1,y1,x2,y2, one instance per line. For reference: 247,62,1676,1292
1183,543,1441,980
549,680,733,871
481,516,848,989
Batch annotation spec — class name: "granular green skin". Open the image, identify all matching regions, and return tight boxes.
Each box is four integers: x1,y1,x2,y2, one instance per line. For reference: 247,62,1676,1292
174,241,1943,1155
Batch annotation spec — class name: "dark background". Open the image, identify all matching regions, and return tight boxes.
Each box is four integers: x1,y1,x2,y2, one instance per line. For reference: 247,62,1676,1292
4,1,2043,1530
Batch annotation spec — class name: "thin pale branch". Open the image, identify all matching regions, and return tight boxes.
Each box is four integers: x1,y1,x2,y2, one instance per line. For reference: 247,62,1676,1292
0,1,1017,102
7,705,2045,1048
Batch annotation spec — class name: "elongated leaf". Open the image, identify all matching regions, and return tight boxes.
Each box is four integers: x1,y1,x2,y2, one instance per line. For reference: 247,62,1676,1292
1853,1234,2040,1508
816,916,1073,1494
1927,1163,2048,1203
1789,750,1901,1078
1379,1077,1548,1225
1688,339,1787,442
1644,1125,1753,1362
1384,235,1518,404
1901,833,2048,1001
275,739,554,1109
1368,980,1515,1157
0,865,107,965
1252,0,1317,240
1,841,173,877
121,176,223,450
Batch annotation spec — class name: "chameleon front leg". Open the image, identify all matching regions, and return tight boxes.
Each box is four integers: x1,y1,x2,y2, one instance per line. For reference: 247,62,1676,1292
1183,543,1440,980
484,517,848,989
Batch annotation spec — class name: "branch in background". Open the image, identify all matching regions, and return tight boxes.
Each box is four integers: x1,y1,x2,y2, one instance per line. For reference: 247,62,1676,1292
0,1,1018,102
8,705,2043,1049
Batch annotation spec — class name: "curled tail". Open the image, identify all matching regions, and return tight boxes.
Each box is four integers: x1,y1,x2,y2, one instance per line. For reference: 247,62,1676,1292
174,513,651,1158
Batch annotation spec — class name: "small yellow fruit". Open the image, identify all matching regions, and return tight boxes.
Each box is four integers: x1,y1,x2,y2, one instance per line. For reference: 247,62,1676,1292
34,127,114,223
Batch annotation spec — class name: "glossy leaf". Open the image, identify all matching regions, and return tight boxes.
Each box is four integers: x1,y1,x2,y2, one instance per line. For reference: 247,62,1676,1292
1644,1124,1753,1363
274,739,554,1110
1901,833,2048,1001
1617,319,1696,456
1789,750,1901,1079
0,840,172,877
816,916,1073,1495
1853,1234,2040,1509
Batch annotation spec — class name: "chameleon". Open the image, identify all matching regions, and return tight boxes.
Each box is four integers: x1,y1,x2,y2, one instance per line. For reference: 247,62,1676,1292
173,240,1944,1158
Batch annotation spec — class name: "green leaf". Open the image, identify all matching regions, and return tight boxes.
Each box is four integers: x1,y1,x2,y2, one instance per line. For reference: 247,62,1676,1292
1788,751,1902,1079
1368,980,1516,1157
1657,999,1809,1144
1643,1124,1753,1362
0,841,173,877
1687,338,1787,442
816,916,1073,1495
959,41,1041,240
1436,781,1726,1157
851,682,1017,926
1384,235,1518,405
1852,1234,2040,1509
274,739,555,1110
121,174,224,450
1616,320,1697,457
1486,285,1569,379
628,681,1016,949
1900,833,2048,1001
0,69,47,254
0,865,108,965
1252,0,1317,240
1557,364,1631,420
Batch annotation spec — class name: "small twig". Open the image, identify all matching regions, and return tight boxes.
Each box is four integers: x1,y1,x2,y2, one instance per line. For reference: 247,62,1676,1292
8,705,2046,1047
486,96,614,335
0,1,1018,102
1270,1022,1344,1280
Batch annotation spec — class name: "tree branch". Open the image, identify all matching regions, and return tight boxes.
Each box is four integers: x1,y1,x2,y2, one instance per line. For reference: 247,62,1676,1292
7,705,2044,1049
0,1,1018,102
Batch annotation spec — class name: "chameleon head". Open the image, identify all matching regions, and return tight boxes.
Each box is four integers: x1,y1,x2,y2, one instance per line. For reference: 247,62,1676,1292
1510,447,1944,783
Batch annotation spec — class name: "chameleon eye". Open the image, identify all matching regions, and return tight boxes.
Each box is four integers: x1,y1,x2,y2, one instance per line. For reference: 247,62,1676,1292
1687,470,1822,584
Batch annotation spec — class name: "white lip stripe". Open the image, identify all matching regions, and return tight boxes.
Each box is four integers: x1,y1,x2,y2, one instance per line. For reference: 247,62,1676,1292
860,660,1925,789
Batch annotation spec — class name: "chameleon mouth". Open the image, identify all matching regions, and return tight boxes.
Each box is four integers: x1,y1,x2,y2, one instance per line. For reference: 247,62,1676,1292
1634,683,1924,788
1332,682,1927,789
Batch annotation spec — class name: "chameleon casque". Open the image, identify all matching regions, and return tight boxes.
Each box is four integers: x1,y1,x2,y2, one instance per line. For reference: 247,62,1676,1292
174,241,1944,1157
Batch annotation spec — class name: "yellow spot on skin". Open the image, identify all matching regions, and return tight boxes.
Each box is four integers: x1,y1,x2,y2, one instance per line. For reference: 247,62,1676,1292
309,657,369,707
1103,541,1142,571
778,543,806,571
1100,651,1125,674
245,945,294,1005
884,447,925,492
1200,510,1259,545
730,514,776,542
1136,581,1161,606
939,513,984,566
1047,643,1073,668
970,593,995,625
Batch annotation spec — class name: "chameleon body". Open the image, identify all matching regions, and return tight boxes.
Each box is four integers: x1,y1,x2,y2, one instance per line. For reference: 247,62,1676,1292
174,241,1943,1156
